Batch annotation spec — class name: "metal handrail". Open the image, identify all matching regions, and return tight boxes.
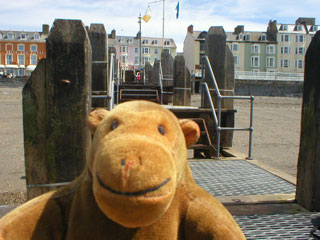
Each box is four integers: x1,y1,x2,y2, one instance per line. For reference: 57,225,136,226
108,53,115,110
201,56,254,159
159,61,164,104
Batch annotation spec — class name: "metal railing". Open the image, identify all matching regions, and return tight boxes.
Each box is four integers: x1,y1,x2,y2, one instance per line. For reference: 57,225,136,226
108,53,115,110
235,71,304,81
159,61,164,104
202,56,254,159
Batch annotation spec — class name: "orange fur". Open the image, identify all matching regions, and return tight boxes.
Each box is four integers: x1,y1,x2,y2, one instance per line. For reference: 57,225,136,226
0,101,246,240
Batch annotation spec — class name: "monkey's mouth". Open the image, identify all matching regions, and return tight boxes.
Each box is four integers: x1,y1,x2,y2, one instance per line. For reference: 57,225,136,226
96,174,171,197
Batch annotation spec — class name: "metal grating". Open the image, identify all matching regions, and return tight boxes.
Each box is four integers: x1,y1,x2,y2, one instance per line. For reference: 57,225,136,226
189,160,296,196
234,213,320,239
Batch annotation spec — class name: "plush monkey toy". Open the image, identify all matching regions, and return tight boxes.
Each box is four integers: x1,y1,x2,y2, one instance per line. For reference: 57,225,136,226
0,100,246,240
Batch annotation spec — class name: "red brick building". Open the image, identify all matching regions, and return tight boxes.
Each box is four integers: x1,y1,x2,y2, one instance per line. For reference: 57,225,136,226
0,24,49,76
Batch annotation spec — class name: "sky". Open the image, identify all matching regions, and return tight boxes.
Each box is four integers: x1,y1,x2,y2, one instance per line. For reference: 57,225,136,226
0,0,319,52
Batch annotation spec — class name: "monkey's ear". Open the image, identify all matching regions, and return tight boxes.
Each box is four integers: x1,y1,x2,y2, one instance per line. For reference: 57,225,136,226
179,119,200,148
87,109,109,134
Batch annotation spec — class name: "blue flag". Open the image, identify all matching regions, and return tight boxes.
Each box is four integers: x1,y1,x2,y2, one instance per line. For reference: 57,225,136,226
175,1,179,19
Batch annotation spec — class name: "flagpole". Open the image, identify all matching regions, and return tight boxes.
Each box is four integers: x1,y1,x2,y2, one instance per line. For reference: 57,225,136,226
162,0,165,50
138,13,142,69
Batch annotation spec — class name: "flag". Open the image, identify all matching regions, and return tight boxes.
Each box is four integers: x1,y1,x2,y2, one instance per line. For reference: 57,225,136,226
175,1,179,19
142,6,151,23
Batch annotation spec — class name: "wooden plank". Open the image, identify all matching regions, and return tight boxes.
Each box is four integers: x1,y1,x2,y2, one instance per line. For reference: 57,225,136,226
22,59,49,199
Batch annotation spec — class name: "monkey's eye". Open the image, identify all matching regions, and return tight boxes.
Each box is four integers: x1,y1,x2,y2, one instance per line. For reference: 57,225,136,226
158,125,165,135
110,120,119,130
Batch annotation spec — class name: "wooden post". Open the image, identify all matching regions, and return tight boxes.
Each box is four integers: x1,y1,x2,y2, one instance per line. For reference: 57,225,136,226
296,31,320,211
173,55,191,106
88,24,108,108
23,19,92,199
203,26,235,148
160,49,174,87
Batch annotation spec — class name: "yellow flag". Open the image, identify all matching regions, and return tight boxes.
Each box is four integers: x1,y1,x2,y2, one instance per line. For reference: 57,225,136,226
142,6,151,23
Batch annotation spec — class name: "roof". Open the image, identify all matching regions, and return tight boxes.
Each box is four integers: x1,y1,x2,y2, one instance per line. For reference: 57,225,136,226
0,30,47,41
277,23,319,34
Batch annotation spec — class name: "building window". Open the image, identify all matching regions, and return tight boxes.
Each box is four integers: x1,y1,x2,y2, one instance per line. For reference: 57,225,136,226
30,55,37,65
142,39,149,44
281,34,290,42
266,57,275,68
18,55,25,65
6,44,13,51
164,40,170,46
295,47,305,55
120,46,127,53
234,55,239,65
200,42,205,51
18,44,25,51
134,57,139,65
30,45,37,52
260,34,266,41
281,46,290,54
251,44,260,54
18,69,25,76
295,59,304,69
243,34,251,41
296,34,305,43
128,38,133,44
152,40,158,44
280,59,290,68
20,33,26,40
281,25,288,31
231,43,239,51
121,55,128,64
135,48,139,54
142,47,150,54
143,57,150,64
312,26,318,32
7,33,14,39
34,34,40,40
120,37,125,42
154,48,158,54
296,25,303,31
6,54,13,64
266,45,275,54
251,56,259,67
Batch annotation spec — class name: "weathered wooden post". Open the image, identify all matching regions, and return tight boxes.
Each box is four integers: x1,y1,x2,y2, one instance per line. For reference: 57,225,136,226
203,26,235,148
173,55,191,106
152,60,160,86
296,31,320,211
161,49,174,87
23,19,92,199
88,24,108,108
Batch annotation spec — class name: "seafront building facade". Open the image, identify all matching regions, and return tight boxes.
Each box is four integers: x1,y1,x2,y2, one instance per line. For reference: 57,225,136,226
0,24,49,76
184,17,319,78
108,30,177,71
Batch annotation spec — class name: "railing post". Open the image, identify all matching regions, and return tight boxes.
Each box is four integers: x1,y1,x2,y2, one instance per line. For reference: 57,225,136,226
108,53,115,110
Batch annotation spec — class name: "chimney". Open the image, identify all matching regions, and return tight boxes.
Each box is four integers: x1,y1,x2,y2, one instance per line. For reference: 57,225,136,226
136,31,141,39
42,24,49,35
187,25,194,34
234,25,244,34
111,29,116,39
